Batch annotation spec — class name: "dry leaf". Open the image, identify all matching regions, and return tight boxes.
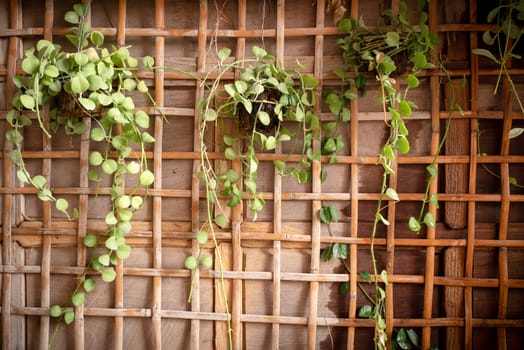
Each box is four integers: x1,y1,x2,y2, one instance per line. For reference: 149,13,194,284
326,0,347,24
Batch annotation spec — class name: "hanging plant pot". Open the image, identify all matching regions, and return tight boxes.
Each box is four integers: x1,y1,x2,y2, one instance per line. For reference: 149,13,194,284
237,88,282,133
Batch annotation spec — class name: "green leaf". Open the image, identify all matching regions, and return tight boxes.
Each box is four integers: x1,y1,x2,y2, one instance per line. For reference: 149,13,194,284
71,75,89,94
217,47,231,63
257,111,270,126
84,234,97,247
332,243,348,259
385,31,400,47
71,292,85,307
102,159,118,174
408,217,421,232
141,131,155,143
325,93,342,115
359,271,371,283
184,256,198,270
143,56,155,70
252,46,268,59
377,213,390,226
139,170,155,186
78,97,96,111
264,136,276,150
273,160,286,172
204,108,217,122
429,193,439,208
423,212,436,228
135,110,150,128
90,31,104,46
214,214,228,228
64,311,75,325
426,164,437,177
55,198,69,212
407,74,419,88
385,187,399,201
116,244,131,259
200,255,213,268
137,80,148,93
22,56,40,74
101,267,116,282
17,170,30,183
302,75,318,89
321,247,333,262
234,80,248,94
105,211,118,226
131,196,143,209
49,305,62,317
105,236,118,250
358,305,374,318
32,175,47,189
91,127,106,142
337,18,353,32
196,230,209,245
380,270,388,285
509,127,524,139
472,48,499,64
395,137,410,154
20,94,35,110
398,100,412,117
224,147,236,160
83,278,96,292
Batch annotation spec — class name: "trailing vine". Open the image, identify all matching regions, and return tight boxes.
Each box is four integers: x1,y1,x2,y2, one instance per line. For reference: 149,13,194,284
6,3,160,334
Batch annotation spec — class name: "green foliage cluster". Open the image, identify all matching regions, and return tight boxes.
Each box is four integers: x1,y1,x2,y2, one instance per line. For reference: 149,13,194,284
7,3,159,326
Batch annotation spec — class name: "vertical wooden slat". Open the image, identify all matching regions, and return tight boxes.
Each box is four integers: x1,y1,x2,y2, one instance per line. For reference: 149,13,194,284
496,72,513,350
39,1,54,347
442,2,470,343
152,1,165,349
2,0,20,348
421,1,439,348
192,1,207,349
307,0,325,348
272,1,284,348
465,1,479,348
347,2,360,348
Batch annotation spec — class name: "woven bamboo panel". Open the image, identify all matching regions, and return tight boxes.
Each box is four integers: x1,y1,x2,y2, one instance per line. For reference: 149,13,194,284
1,0,524,349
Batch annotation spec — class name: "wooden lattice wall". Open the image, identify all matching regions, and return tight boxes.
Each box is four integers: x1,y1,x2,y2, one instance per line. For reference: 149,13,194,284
1,0,524,349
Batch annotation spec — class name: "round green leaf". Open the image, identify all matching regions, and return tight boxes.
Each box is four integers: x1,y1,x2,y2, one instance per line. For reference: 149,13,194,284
408,217,421,232
200,255,213,269
135,110,150,128
64,311,75,325
101,267,116,282
184,256,198,270
83,234,97,247
395,137,410,154
126,161,140,174
44,65,59,78
71,292,85,307
90,31,104,46
32,175,47,189
98,254,111,267
91,127,106,141
22,56,40,74
196,230,208,245
83,278,96,292
49,305,63,317
214,214,228,228
116,244,131,259
137,80,148,93
16,170,30,183
131,196,143,209
118,208,133,222
55,198,69,211
105,211,118,226
116,195,131,209
224,147,236,160
102,159,118,174
20,94,35,110
139,170,155,186
204,108,217,122
398,100,412,117
89,151,104,166
64,10,79,24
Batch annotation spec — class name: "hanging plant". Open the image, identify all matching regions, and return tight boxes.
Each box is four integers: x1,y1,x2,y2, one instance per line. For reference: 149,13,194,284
6,3,160,326
321,3,457,349
195,46,320,224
